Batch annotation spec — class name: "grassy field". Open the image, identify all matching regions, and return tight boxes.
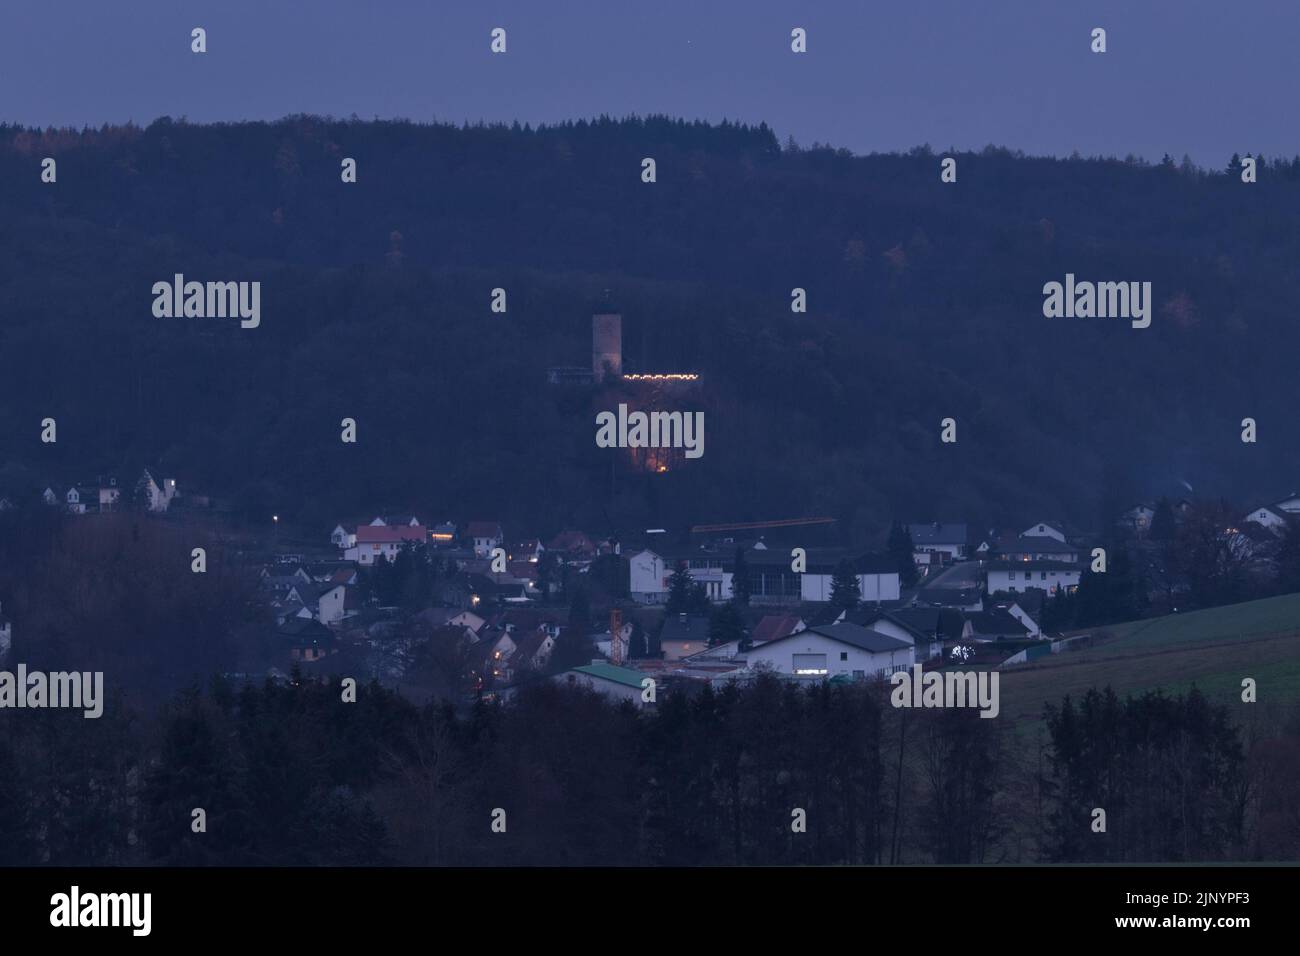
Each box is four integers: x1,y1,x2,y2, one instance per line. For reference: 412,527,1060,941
1096,592,1300,649
998,594,1300,727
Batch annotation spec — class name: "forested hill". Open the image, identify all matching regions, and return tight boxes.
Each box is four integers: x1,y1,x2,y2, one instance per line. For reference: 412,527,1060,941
1,115,1297,541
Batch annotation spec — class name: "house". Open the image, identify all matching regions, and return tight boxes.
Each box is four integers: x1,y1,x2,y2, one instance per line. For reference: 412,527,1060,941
911,588,983,612
630,546,900,607
850,607,944,660
415,607,485,638
1271,492,1300,515
509,630,556,674
985,560,1081,596
795,553,901,604
1021,521,1068,543
95,476,122,511
509,539,544,563
658,613,712,660
429,522,458,545
65,485,96,514
466,522,504,557
553,662,652,708
278,618,337,663
750,613,804,645
285,582,347,625
330,524,357,549
964,609,1031,642
138,469,178,512
908,523,969,560
345,523,426,565
989,600,1041,638
994,537,1080,563
1244,504,1291,534
546,530,598,560
743,623,914,679
41,486,60,507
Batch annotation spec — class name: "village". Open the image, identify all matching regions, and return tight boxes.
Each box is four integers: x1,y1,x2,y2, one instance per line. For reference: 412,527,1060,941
8,471,1298,714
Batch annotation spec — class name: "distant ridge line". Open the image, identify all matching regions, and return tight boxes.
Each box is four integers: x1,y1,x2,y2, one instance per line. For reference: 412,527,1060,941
689,517,836,533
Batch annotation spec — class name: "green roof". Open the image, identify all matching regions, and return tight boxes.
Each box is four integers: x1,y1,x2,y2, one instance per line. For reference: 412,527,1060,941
572,663,647,689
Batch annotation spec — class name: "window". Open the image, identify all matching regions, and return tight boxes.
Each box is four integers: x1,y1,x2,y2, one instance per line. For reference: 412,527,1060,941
792,653,827,675
1040,572,1047,580
853,670,865,678
1009,571,1016,580
840,651,848,661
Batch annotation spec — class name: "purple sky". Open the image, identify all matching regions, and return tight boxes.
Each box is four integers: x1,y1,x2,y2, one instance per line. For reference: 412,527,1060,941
3,0,1295,165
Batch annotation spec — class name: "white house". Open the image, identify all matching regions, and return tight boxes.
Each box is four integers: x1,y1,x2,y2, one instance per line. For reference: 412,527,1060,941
629,550,733,604
287,583,347,625
908,523,968,560
553,662,651,708
744,623,914,679
65,486,92,514
985,561,1080,596
345,523,426,565
466,521,504,558
1022,522,1067,542
138,469,178,512
1244,504,1290,534
330,524,357,549
632,548,899,606
800,568,900,603
997,537,1080,563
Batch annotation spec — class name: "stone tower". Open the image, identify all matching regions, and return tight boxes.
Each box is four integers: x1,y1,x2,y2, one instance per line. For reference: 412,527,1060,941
592,309,622,383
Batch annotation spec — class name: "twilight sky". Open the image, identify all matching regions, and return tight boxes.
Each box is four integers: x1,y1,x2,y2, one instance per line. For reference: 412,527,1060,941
2,0,1295,165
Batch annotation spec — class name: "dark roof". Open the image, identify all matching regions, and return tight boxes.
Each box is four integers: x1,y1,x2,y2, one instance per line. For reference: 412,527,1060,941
993,538,1080,555
912,588,982,607
964,611,1029,638
986,560,1081,572
851,607,935,641
792,623,912,654
277,619,337,648
659,614,711,643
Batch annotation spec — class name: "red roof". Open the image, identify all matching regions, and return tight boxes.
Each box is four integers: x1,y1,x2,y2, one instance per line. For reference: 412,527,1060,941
467,521,502,538
546,530,596,554
355,524,425,544
752,614,801,645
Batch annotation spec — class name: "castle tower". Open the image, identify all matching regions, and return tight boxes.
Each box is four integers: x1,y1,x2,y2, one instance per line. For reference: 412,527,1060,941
592,309,622,383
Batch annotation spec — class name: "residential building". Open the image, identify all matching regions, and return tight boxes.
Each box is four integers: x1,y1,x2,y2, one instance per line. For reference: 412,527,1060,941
553,662,652,708
908,522,969,560
744,623,914,679
985,560,1081,596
